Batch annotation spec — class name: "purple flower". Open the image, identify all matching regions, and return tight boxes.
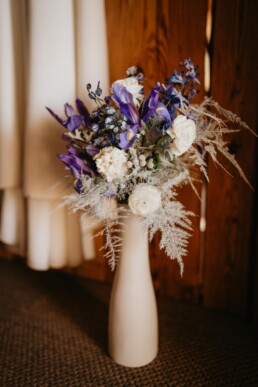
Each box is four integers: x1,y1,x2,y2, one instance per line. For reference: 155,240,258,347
112,83,139,125
188,88,198,100
159,85,183,121
75,98,91,127
182,58,200,86
58,143,98,180
113,83,172,149
58,153,96,178
160,85,181,107
85,144,100,157
95,81,102,97
141,84,160,122
105,96,112,105
166,70,187,86
155,103,171,124
183,58,195,70
46,103,84,133
94,134,113,148
119,125,138,149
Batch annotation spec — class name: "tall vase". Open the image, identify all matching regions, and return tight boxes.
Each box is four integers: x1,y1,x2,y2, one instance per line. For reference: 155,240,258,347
108,212,158,367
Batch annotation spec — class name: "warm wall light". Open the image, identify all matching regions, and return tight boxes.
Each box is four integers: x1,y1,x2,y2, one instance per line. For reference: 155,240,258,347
204,0,213,93
204,50,210,93
201,0,213,233
206,0,213,44
199,0,213,285
199,179,207,233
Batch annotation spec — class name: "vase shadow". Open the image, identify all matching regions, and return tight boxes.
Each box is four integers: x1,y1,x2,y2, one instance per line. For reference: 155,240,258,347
29,266,110,354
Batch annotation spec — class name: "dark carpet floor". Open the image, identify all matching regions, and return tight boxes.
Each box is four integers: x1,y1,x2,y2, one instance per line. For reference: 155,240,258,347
0,258,258,387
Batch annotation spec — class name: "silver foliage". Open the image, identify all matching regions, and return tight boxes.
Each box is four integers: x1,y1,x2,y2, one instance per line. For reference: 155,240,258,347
63,96,255,275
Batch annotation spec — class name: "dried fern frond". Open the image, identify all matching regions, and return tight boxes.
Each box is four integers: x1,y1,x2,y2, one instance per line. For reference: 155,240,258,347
142,199,194,276
202,97,257,136
178,98,255,188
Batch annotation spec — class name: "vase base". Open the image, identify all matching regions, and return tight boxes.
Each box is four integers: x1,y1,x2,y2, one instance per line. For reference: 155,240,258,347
109,348,158,368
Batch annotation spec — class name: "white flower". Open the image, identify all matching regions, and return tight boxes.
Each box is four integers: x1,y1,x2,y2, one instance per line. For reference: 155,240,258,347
128,185,162,217
126,65,138,76
94,147,128,182
167,115,196,156
113,77,144,107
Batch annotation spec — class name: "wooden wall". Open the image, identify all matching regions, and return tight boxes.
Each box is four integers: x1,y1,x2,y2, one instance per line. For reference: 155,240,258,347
77,0,258,319
204,0,258,316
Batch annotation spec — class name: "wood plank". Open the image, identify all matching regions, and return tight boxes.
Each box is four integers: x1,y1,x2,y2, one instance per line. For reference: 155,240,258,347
251,182,258,323
203,0,258,315
105,0,157,90
153,0,208,301
253,198,258,322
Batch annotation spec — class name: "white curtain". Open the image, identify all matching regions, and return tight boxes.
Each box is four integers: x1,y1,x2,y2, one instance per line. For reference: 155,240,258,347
0,0,109,269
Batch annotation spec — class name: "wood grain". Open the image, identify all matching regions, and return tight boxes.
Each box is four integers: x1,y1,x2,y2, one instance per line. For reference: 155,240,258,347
151,0,208,301
105,0,157,90
203,0,258,315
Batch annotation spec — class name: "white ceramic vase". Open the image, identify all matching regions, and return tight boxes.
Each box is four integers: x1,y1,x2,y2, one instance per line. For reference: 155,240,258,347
108,212,158,367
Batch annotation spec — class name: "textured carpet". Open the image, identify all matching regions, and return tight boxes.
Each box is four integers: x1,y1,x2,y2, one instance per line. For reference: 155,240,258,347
0,258,257,386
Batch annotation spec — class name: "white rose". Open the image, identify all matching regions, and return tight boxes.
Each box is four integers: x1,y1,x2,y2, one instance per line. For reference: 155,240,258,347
167,115,196,156
128,185,162,217
94,147,128,182
113,77,144,107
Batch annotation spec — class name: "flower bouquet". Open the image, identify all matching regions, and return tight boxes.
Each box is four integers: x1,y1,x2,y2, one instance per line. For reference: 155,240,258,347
47,59,254,367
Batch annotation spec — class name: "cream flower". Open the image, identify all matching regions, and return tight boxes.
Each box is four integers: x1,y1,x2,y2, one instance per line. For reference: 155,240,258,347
94,147,128,182
128,185,162,217
167,115,196,156
113,77,144,107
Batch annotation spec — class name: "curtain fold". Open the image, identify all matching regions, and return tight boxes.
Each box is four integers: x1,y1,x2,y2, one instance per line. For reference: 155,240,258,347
0,0,25,255
0,0,20,189
24,0,80,270
75,0,109,109
0,188,25,255
0,0,109,270
24,0,76,199
75,0,109,260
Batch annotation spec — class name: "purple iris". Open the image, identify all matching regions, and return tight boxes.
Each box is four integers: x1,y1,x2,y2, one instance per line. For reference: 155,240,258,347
113,82,171,149
75,98,91,127
85,144,100,158
46,99,91,132
112,84,140,148
161,85,181,106
58,144,97,180
141,84,160,122
112,83,139,125
119,125,139,149
155,103,172,123
58,153,96,178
